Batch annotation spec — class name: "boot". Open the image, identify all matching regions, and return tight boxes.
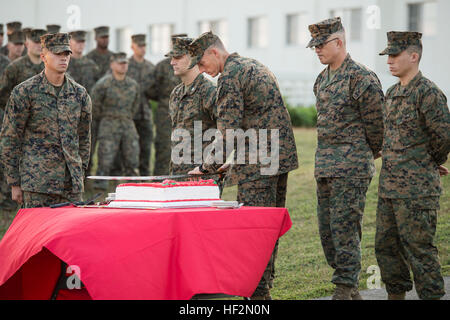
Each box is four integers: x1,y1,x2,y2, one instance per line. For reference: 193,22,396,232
250,290,271,300
351,287,363,300
388,292,406,300
332,284,352,300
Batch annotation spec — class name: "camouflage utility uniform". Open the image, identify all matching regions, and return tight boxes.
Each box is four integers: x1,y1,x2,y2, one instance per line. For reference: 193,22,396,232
376,32,450,300
189,32,299,298
91,66,140,190
148,57,181,175
127,52,155,176
0,34,92,208
308,18,384,289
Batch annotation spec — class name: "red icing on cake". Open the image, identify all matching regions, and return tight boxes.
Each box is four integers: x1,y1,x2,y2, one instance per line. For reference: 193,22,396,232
118,179,218,188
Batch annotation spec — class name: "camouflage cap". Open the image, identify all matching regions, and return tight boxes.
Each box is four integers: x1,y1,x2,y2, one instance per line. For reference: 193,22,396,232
379,31,423,56
187,31,219,69
22,27,32,39
6,21,22,32
165,36,193,58
46,24,61,34
131,34,146,46
28,29,47,42
307,17,344,48
171,33,188,38
41,32,72,54
8,30,25,44
94,26,109,38
69,30,87,41
110,52,128,63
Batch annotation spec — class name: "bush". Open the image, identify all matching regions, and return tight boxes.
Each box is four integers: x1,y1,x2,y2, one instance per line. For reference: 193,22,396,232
286,104,317,127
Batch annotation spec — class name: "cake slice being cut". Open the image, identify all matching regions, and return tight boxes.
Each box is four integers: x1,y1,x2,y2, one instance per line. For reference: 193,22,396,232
107,179,223,208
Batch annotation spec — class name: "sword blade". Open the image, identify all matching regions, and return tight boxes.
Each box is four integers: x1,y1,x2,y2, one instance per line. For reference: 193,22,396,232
87,173,220,181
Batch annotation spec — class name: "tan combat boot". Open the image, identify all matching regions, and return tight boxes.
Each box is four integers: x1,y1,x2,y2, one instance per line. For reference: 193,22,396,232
351,287,363,300
332,284,352,300
388,292,406,300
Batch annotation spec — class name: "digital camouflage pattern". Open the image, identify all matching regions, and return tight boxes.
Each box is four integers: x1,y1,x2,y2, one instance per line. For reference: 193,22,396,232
237,173,288,297
316,177,371,287
169,73,216,175
0,54,11,209
46,24,61,34
66,54,100,177
378,71,450,198
148,57,181,175
0,71,92,195
375,196,445,299
375,67,449,300
67,56,99,94
201,52,299,186
127,56,155,175
27,29,47,42
91,74,140,188
0,55,9,81
379,31,423,56
40,32,72,54
0,22,23,57
8,30,25,44
0,54,44,113
307,17,344,48
187,31,218,68
312,50,383,289
313,54,384,178
165,36,192,58
23,191,82,208
86,48,113,78
94,26,109,38
131,34,146,46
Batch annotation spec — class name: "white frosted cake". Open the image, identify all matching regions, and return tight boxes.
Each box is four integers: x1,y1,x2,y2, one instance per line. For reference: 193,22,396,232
107,179,223,208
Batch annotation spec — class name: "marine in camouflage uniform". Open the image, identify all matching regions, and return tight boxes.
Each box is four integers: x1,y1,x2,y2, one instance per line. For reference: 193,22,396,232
188,31,299,299
127,34,155,176
86,26,113,79
0,23,4,49
4,30,25,62
0,33,92,208
147,34,185,175
0,28,46,211
0,21,22,57
91,52,140,190
0,55,9,85
46,24,61,34
166,36,217,175
67,30,100,177
67,31,99,93
307,18,384,298
377,32,450,300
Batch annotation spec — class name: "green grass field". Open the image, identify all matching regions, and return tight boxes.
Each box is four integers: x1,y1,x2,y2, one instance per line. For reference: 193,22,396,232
0,127,448,299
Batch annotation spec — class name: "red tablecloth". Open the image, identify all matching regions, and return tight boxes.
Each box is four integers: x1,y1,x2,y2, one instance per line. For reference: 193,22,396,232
0,206,291,300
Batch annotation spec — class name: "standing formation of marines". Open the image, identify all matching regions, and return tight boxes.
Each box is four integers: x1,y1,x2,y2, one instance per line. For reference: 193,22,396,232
0,15,448,301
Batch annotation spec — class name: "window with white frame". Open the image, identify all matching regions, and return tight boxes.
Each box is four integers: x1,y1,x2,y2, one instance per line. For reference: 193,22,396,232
198,19,228,47
286,13,309,46
248,16,268,48
115,27,133,56
330,8,362,42
408,1,437,36
149,23,175,55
